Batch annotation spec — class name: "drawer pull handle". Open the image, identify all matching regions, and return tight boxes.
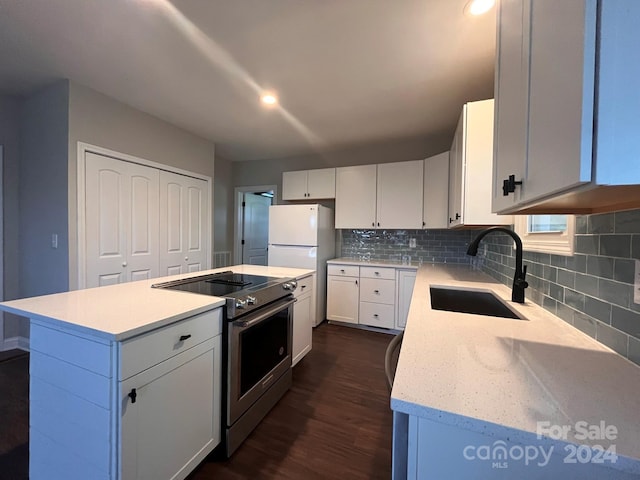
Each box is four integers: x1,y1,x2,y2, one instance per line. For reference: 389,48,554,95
374,290,380,294
179,334,192,342
340,269,345,273
128,388,137,404
374,314,379,318
301,285,306,290
375,271,380,275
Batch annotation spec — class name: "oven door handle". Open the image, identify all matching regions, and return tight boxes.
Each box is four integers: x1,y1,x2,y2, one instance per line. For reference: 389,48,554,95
234,297,297,329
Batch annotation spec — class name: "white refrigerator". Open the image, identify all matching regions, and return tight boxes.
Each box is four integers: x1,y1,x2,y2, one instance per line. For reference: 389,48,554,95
268,204,335,326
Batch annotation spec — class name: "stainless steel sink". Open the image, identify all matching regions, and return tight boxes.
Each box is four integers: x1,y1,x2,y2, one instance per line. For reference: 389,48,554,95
430,286,525,320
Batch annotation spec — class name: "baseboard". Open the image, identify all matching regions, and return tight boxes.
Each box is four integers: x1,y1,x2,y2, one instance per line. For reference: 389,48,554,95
1,335,30,352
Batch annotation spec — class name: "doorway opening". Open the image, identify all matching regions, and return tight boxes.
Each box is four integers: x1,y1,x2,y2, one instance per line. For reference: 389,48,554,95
233,185,277,266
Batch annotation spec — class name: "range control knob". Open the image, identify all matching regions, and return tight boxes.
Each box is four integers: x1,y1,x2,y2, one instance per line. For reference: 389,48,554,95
283,281,298,291
235,299,247,309
246,295,257,305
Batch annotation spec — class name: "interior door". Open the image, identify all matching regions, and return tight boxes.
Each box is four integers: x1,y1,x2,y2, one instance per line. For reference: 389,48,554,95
85,152,159,287
242,193,271,265
159,171,209,276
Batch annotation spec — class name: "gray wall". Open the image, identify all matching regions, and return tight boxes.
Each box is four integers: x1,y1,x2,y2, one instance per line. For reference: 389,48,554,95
19,82,70,299
67,81,216,289
0,95,22,338
213,154,234,256
477,210,640,367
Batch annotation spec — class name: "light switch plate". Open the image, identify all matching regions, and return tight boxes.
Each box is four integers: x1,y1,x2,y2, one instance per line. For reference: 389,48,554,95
634,260,640,304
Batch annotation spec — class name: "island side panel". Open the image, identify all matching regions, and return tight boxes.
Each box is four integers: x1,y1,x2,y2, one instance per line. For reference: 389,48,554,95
29,320,116,480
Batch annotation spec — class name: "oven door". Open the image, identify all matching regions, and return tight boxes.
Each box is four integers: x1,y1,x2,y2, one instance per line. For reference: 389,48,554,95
228,295,295,426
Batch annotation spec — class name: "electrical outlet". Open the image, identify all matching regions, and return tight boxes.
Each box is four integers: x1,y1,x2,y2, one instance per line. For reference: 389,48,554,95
634,260,640,304
409,238,416,248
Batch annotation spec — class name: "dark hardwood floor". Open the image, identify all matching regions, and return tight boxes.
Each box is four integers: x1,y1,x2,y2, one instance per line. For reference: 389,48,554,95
0,323,393,480
192,323,394,480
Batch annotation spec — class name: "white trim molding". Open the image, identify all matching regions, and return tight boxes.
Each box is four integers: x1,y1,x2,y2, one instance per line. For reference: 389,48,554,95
514,215,576,256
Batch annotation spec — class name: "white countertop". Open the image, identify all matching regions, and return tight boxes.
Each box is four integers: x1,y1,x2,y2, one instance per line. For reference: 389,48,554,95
0,265,314,341
328,257,419,269
391,264,640,467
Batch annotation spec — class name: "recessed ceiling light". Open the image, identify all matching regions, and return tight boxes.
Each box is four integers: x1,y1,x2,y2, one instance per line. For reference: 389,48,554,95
464,0,495,16
260,93,278,106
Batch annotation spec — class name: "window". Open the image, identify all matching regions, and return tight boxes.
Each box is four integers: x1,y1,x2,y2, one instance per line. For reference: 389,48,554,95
514,214,575,255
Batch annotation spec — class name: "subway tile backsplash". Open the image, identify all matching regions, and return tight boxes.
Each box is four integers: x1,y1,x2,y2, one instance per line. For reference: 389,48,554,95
476,209,640,367
339,229,475,264
339,208,640,368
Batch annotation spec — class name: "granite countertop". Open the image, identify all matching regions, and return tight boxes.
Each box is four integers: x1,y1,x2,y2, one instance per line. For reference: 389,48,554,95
0,265,314,341
328,256,420,269
391,263,640,469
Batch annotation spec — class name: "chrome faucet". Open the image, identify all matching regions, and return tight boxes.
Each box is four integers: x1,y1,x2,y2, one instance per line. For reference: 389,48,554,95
466,226,528,303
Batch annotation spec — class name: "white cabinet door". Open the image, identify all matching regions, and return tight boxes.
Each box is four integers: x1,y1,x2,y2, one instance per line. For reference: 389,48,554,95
282,170,308,200
85,152,159,288
327,275,359,324
449,100,512,228
335,164,377,229
376,160,424,229
396,269,416,329
306,168,335,199
423,152,449,229
120,337,221,480
292,274,314,366
492,0,529,213
282,168,336,200
448,111,464,228
159,171,209,276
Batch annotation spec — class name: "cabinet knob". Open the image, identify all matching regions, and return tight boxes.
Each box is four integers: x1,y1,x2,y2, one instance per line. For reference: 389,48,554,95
372,222,375,227
502,175,523,196
374,289,380,294
128,388,137,404
377,222,380,227
373,314,379,318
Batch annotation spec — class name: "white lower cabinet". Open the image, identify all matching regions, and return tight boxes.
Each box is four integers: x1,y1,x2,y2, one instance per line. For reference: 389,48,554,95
396,269,417,329
327,265,359,324
359,267,396,329
28,308,223,480
292,274,315,366
327,263,416,330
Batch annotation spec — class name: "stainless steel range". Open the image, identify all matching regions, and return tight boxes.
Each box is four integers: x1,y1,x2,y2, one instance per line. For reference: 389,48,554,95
152,270,297,456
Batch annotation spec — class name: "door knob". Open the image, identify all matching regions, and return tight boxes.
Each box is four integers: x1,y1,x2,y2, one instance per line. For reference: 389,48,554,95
122,261,127,267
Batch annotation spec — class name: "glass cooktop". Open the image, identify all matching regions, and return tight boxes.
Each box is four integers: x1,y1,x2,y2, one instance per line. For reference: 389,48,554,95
152,271,283,298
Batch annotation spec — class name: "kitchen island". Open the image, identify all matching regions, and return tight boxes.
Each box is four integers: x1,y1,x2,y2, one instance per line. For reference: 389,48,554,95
392,264,640,479
0,264,314,480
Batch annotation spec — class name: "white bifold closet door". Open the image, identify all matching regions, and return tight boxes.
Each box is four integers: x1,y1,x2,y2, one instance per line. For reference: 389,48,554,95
159,170,208,277
85,152,160,288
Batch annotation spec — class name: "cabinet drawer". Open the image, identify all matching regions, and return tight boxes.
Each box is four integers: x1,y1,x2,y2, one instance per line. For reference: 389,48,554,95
359,302,395,329
294,274,314,299
120,308,222,380
360,266,395,280
327,264,359,277
359,278,395,304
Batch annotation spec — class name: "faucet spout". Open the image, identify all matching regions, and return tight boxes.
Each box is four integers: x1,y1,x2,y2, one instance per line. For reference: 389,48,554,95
467,227,528,303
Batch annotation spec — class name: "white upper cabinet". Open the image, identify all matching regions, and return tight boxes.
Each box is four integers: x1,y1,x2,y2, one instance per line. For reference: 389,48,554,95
449,99,512,228
282,167,335,200
493,0,640,214
423,152,449,229
335,164,377,228
376,160,424,229
336,161,424,229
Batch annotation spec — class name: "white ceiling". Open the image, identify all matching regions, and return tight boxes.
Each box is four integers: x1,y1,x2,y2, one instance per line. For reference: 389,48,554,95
0,0,496,161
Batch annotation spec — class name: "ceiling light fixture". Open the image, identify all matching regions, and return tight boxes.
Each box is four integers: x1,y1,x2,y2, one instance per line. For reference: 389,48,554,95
260,93,278,106
464,0,495,16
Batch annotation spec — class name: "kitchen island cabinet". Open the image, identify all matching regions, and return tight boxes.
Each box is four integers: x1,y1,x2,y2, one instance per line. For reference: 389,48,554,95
0,264,314,480
292,273,315,366
391,264,640,479
493,0,640,215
